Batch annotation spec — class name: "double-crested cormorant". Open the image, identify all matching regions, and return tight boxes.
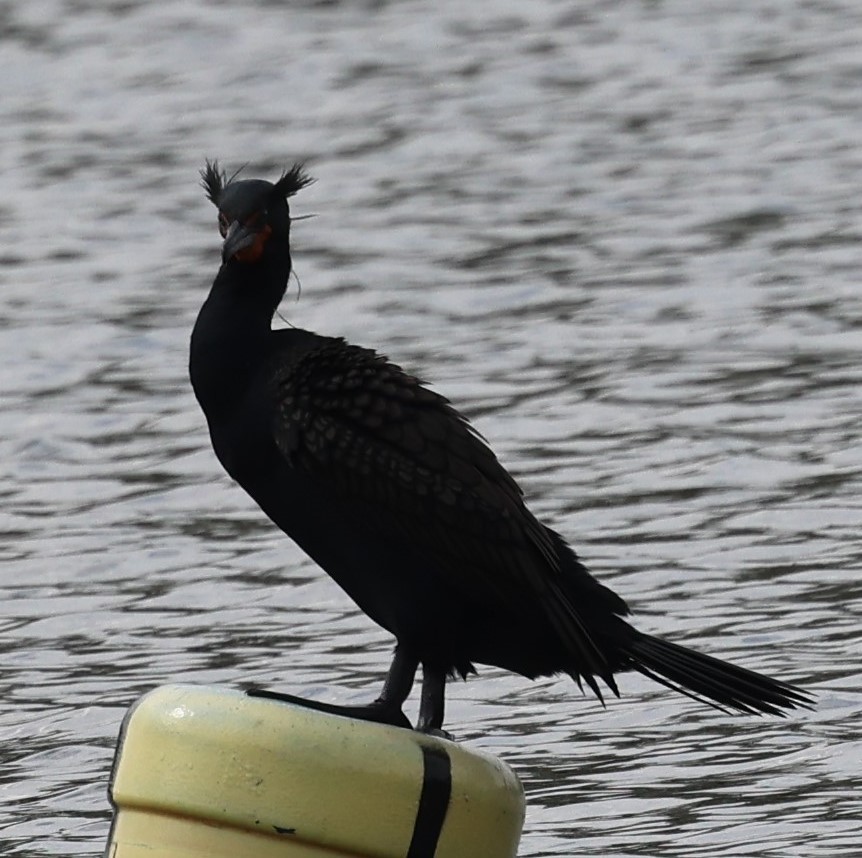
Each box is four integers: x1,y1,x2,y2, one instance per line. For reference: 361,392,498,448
189,161,811,732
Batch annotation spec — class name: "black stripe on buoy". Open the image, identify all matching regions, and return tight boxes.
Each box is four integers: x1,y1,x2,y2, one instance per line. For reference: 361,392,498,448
407,744,452,858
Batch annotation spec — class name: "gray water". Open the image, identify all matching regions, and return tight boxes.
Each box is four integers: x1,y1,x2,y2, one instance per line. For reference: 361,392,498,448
1,0,860,854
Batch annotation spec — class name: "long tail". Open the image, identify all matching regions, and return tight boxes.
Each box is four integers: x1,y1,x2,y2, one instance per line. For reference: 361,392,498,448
620,631,813,715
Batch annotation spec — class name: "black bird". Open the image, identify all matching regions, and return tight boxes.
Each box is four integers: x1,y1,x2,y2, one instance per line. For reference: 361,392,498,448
190,161,811,733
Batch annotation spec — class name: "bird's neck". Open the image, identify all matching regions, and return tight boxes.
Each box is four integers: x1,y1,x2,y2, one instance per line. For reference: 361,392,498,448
189,253,290,413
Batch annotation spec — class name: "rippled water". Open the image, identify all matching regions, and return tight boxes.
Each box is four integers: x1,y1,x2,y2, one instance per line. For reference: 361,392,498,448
1,0,860,854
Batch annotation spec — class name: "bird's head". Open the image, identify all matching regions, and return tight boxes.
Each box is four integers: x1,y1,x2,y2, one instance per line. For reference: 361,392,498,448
201,160,314,265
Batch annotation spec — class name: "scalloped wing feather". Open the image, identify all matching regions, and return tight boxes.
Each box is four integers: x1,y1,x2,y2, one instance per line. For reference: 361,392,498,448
269,339,614,681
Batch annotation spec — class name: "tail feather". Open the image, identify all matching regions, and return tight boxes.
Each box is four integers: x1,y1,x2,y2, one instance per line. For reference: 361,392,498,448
621,632,813,716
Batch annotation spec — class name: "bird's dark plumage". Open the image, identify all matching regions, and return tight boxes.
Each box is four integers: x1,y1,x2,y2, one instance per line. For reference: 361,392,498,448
190,162,812,732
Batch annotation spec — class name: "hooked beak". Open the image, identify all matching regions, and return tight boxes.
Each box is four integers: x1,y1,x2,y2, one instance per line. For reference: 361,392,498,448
222,220,257,262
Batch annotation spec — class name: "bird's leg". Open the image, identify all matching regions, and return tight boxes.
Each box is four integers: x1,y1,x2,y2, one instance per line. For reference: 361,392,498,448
373,645,418,712
247,646,416,730
417,666,452,738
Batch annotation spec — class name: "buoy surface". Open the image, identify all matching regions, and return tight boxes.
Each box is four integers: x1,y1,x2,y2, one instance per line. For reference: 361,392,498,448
106,684,524,857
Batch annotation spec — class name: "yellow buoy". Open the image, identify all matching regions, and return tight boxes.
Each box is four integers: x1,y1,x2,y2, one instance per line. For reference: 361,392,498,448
106,684,524,857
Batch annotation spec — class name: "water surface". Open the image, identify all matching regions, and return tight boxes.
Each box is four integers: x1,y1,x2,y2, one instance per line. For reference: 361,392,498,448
1,1,860,854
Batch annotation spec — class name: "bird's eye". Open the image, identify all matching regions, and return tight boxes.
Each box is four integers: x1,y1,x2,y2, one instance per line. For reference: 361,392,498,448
218,212,229,238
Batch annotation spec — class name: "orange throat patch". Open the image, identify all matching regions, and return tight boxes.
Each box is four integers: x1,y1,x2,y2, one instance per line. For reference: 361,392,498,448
234,224,273,263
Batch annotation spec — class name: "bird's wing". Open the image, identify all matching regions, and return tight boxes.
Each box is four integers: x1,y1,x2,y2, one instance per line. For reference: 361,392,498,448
270,338,611,679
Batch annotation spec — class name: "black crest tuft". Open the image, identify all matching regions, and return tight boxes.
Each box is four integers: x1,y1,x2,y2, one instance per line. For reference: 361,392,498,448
201,159,226,206
202,159,313,207
272,163,315,201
